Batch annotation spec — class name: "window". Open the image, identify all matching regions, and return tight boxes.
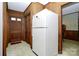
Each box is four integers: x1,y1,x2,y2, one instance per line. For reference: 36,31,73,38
11,17,22,22
11,17,16,21
17,18,21,21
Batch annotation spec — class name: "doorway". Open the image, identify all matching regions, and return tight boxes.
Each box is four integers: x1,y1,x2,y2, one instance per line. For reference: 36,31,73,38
3,2,34,56
61,2,79,56
9,16,22,44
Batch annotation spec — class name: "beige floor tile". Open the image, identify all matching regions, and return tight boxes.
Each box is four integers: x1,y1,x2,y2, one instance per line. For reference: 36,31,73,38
7,41,36,56
59,39,79,56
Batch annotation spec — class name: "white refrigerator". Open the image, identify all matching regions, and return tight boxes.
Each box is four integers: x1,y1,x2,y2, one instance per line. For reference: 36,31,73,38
32,9,58,56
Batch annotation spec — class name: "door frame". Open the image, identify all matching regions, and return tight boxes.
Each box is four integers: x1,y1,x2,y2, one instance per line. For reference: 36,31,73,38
3,2,8,56
3,2,32,56
58,3,70,54
60,2,78,54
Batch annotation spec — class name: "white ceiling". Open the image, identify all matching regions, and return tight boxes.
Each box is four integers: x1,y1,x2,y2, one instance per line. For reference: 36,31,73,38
38,1,49,5
9,2,79,13
8,2,49,12
8,2,31,12
62,3,79,15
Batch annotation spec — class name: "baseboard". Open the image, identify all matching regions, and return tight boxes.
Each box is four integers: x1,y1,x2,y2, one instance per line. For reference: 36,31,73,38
58,50,62,54
10,41,21,45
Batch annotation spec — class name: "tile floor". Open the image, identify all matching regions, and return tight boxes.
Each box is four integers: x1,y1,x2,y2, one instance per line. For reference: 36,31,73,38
58,39,79,56
7,41,36,56
7,39,79,56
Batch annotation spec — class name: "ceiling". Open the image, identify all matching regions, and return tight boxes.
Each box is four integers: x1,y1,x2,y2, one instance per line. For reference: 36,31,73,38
37,1,49,5
8,2,50,12
8,2,79,14
8,2,31,12
62,3,79,15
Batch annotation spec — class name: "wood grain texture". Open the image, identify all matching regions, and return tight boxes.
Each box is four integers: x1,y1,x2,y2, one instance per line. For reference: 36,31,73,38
3,2,9,56
8,9,23,17
64,30,79,41
24,13,32,48
24,2,44,16
78,12,79,38
9,17,22,44
8,10,25,43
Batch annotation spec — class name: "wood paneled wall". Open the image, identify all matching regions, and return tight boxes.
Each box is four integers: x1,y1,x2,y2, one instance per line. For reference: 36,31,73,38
8,10,25,43
30,2,44,16
24,14,32,48
8,9,24,17
24,2,44,16
3,2,9,56
64,30,79,41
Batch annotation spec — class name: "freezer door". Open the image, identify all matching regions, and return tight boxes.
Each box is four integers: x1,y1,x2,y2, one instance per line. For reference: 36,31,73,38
32,14,47,27
32,28,46,56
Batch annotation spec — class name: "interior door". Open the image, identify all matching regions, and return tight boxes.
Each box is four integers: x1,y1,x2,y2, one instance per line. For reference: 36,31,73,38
9,17,22,44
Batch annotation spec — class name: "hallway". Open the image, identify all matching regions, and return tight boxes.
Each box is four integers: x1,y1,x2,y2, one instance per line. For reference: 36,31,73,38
7,41,36,56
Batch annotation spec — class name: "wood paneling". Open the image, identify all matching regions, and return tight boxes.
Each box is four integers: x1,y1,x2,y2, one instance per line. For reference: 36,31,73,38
24,2,44,16
24,13,32,48
57,2,69,6
64,30,79,41
78,12,79,37
9,17,22,44
25,15,30,43
8,10,25,43
30,2,44,16
45,2,61,14
3,2,9,56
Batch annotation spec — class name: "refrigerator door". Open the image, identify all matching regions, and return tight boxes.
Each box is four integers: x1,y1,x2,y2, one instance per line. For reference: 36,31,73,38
32,28,46,56
32,12,47,27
